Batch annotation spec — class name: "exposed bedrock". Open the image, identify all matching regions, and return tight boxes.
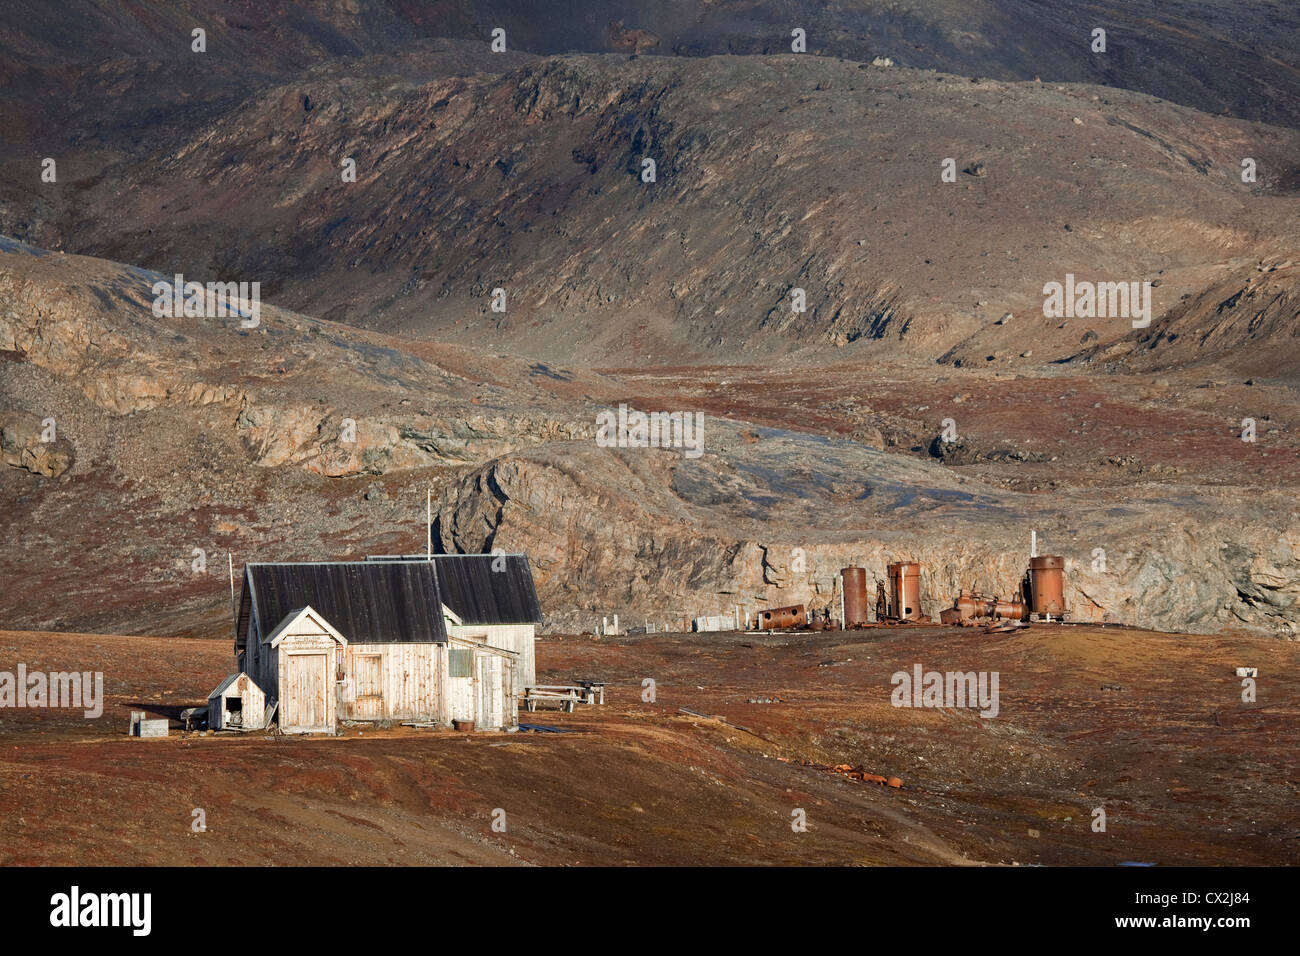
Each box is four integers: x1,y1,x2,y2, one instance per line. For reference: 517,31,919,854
435,423,1300,637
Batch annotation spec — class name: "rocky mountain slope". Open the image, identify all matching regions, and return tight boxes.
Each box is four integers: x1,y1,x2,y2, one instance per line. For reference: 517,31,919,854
4,239,1299,638
35,50,1300,367
5,0,1300,148
2,3,1299,641
434,417,1300,637
0,237,597,633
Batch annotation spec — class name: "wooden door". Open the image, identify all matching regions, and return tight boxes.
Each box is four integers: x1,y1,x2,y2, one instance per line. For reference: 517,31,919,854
475,654,504,730
448,647,474,721
285,653,330,731
352,653,384,720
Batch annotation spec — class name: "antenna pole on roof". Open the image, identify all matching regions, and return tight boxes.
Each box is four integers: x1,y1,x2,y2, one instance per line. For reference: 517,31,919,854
426,487,432,559
228,552,237,637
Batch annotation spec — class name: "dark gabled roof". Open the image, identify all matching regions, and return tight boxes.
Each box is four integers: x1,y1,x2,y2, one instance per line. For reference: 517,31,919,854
366,553,543,625
241,561,449,645
432,554,543,625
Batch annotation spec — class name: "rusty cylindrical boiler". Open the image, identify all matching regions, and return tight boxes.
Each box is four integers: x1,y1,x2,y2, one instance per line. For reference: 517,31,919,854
887,561,924,621
840,566,869,628
1028,555,1066,617
941,589,1026,625
756,604,807,630
993,595,1026,620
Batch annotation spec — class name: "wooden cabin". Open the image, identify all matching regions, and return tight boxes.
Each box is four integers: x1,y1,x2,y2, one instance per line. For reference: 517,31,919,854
445,635,516,730
232,558,540,733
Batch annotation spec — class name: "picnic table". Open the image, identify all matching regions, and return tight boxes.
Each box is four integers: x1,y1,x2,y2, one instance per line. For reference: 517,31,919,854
522,681,607,711
522,686,583,712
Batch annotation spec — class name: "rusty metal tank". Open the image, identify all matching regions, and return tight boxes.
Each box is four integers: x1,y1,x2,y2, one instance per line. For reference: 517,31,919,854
887,561,924,621
755,604,807,630
841,567,869,628
1028,555,1066,616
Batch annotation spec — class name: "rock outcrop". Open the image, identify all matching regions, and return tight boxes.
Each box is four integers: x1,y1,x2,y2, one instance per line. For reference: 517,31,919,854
434,422,1300,636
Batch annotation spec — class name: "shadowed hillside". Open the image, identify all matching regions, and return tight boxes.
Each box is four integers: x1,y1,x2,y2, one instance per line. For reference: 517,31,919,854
35,52,1300,367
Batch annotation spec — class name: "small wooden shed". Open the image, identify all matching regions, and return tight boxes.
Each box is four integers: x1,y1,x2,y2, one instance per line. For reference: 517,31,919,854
207,672,266,731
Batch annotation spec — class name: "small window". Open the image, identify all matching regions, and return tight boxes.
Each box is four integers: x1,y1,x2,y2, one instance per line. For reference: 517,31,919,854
449,648,473,679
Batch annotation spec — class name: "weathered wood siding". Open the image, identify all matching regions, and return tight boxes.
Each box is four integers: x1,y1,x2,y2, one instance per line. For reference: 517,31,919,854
474,654,519,730
448,624,534,693
337,643,444,722
208,673,266,730
241,675,267,729
446,644,474,724
277,632,339,733
247,613,278,702
444,643,517,730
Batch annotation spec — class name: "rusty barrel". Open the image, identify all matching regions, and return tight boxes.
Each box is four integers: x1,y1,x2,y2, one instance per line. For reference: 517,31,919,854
756,604,806,629
1028,555,1066,616
887,561,924,621
841,566,869,628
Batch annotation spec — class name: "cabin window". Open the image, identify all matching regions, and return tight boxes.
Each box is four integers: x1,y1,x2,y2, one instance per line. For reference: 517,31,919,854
354,654,383,698
449,649,473,679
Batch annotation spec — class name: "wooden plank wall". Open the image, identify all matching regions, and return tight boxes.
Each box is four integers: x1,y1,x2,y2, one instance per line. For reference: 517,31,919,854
448,624,535,692
338,643,444,722
210,675,267,730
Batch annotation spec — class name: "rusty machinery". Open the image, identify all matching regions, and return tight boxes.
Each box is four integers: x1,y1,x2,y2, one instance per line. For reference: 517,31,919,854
840,566,870,628
753,551,1064,633
1026,554,1067,620
939,589,1027,626
837,562,933,628
754,604,808,630
939,550,1067,626
884,560,931,623
808,606,837,631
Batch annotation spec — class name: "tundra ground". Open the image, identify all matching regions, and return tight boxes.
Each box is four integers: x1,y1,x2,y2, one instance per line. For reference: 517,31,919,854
0,624,1293,866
